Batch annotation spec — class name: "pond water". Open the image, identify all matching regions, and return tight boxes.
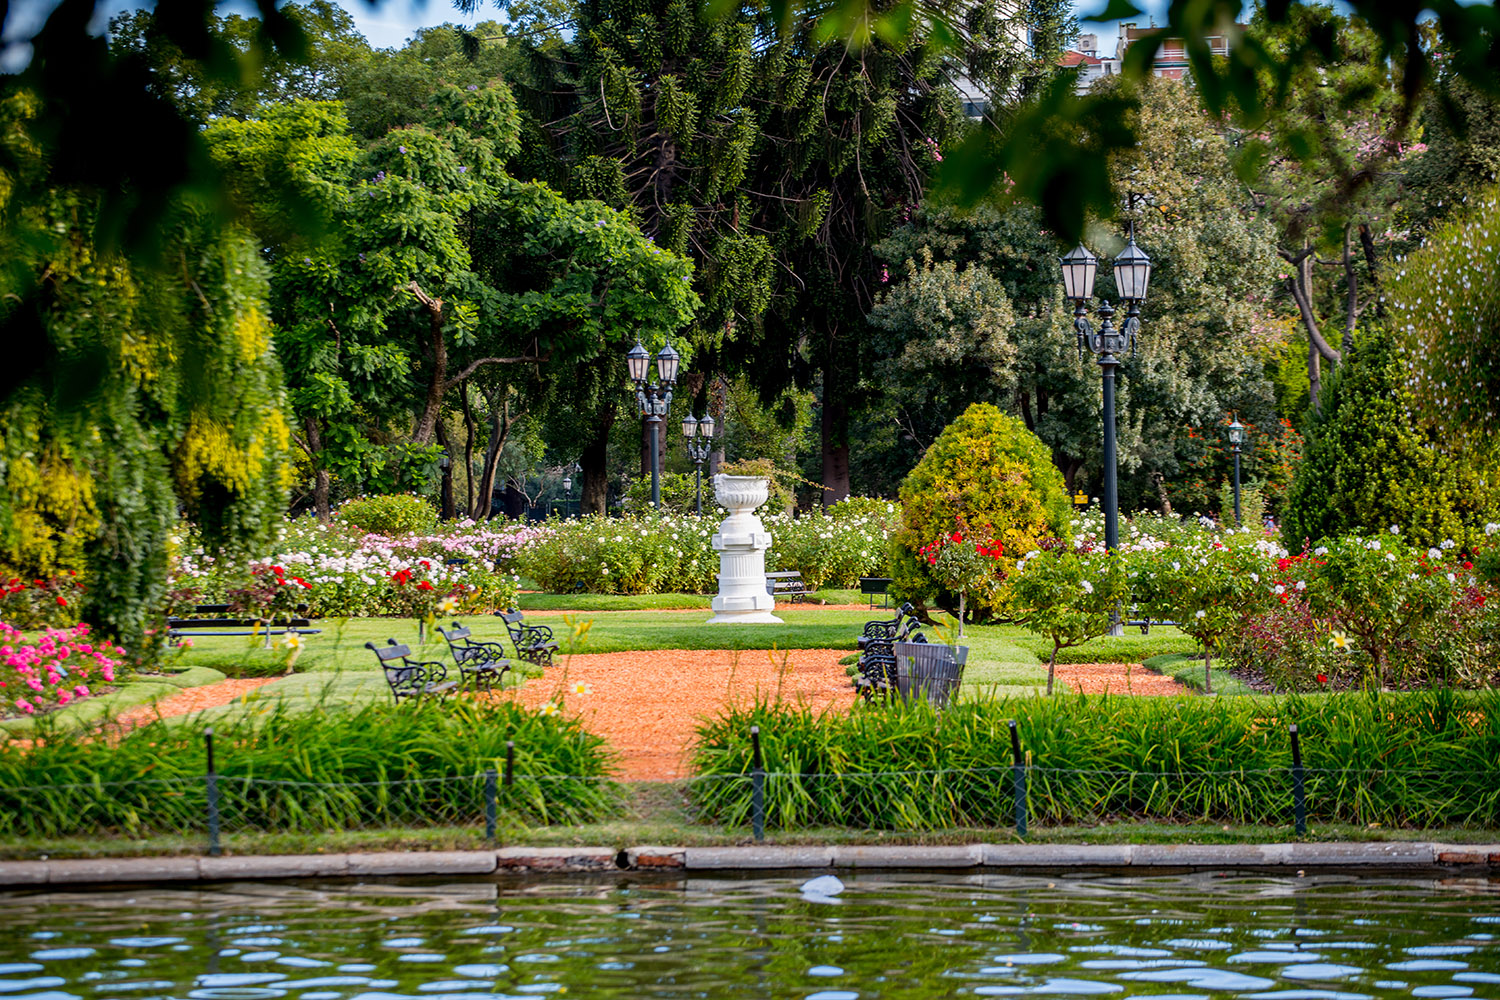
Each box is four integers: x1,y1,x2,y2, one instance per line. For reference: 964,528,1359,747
1,872,1498,999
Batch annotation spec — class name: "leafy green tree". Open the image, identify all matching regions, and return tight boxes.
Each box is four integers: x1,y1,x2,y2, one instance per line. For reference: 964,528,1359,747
1281,334,1500,552
1011,548,1129,695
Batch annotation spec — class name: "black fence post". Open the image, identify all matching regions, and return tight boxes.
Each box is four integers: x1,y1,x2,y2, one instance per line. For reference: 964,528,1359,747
484,768,498,842
1009,720,1028,838
205,728,222,857
1290,724,1306,836
504,741,515,787
750,725,765,843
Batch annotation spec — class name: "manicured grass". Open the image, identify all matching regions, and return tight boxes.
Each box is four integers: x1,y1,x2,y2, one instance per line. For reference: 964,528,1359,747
0,668,228,737
1146,651,1254,695
1010,631,1199,665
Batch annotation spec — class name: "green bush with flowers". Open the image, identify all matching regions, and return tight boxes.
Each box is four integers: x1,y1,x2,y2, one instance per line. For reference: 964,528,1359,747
1011,547,1130,694
1131,538,1274,693
891,403,1071,618
915,529,1008,636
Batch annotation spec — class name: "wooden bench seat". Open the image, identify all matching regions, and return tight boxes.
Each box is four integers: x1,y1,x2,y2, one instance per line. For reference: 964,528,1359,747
496,609,559,667
366,639,458,701
437,621,511,693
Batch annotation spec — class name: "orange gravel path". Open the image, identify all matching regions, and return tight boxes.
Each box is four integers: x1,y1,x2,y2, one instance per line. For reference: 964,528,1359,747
106,677,279,731
495,648,854,781
1054,661,1188,696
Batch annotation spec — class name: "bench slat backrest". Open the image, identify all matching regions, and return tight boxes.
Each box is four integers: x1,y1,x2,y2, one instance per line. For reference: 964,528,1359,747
366,640,412,662
438,624,472,641
498,610,523,625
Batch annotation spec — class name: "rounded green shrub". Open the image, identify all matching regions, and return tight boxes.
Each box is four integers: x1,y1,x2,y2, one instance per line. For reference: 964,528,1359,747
1280,335,1500,552
336,494,438,535
891,403,1071,617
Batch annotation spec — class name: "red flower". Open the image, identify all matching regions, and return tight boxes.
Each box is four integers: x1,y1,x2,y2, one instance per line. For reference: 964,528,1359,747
927,556,937,565
1316,673,1328,684
56,596,67,607
271,565,285,577
1463,561,1473,570
951,532,962,543
417,580,434,591
420,560,431,569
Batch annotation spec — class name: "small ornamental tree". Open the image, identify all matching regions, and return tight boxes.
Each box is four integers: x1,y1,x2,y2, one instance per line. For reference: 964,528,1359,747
917,529,1006,639
1132,540,1271,693
1011,548,1129,695
892,404,1071,619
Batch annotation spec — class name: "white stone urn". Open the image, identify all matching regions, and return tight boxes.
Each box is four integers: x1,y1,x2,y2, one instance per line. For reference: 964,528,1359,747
707,474,783,624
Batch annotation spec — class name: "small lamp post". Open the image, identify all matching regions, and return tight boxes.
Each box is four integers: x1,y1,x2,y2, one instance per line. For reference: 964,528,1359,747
1061,227,1152,637
682,412,716,515
1227,418,1245,527
561,472,573,520
626,340,681,510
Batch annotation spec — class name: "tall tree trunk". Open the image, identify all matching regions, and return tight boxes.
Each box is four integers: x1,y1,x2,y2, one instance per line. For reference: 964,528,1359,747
459,383,477,516
306,417,331,520
409,282,447,445
821,389,851,506
475,388,522,521
435,418,455,520
1341,224,1358,355
581,428,610,516
1283,246,1342,411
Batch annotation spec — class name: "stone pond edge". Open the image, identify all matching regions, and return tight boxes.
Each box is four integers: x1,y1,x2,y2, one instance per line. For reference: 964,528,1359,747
1,842,1497,885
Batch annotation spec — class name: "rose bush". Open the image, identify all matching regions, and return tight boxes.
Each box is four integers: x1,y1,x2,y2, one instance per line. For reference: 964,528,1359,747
1,621,122,719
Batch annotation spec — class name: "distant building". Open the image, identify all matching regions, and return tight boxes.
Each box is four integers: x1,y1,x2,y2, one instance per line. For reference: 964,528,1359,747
1060,32,1118,93
1113,22,1244,81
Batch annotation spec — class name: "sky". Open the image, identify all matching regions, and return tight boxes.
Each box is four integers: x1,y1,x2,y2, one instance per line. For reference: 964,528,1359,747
1,0,1177,56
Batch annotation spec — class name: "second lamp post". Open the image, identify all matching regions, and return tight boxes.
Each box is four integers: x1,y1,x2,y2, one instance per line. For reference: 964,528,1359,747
1227,418,1245,527
626,340,681,511
681,412,716,515
1059,230,1152,558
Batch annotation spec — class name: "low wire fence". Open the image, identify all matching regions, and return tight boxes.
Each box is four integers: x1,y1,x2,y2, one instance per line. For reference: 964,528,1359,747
3,723,1497,853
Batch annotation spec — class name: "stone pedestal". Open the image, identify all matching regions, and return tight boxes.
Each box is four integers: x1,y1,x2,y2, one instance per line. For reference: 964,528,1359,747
707,474,783,624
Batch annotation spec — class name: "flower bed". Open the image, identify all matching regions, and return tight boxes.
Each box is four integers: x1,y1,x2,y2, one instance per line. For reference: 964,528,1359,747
1,621,121,719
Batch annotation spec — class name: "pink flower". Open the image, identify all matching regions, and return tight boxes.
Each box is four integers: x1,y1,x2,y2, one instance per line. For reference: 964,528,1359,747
15,699,33,714
57,692,71,706
74,685,89,697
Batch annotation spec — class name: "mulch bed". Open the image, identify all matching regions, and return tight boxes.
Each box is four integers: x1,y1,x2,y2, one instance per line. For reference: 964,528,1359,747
493,648,855,781
103,677,279,732
1053,662,1189,697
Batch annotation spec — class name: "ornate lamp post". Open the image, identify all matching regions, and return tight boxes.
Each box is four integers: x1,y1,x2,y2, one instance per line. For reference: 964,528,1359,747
681,412,716,515
1061,229,1151,637
1060,231,1152,552
626,340,681,510
561,471,573,520
1227,418,1245,527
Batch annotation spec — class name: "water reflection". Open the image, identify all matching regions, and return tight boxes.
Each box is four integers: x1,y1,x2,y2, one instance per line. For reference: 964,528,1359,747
0,873,1497,999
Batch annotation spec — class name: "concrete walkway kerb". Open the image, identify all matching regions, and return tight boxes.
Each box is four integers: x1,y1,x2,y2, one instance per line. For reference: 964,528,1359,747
1,842,1497,885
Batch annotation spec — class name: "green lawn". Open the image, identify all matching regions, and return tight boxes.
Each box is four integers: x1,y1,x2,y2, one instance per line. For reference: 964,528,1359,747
4,603,1209,736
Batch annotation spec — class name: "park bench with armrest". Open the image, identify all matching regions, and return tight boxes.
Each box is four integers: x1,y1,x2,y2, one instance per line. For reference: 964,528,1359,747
765,570,813,603
495,609,559,667
854,603,928,700
167,603,321,647
366,639,458,701
436,622,510,693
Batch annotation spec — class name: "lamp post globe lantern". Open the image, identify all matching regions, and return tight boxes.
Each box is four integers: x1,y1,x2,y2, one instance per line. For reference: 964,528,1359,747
1060,244,1098,302
655,341,681,385
1227,417,1245,528
1112,233,1152,303
681,412,698,439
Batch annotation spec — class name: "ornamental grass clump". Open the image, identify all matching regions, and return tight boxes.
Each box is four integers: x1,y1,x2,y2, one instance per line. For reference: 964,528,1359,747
689,689,1500,830
0,695,619,837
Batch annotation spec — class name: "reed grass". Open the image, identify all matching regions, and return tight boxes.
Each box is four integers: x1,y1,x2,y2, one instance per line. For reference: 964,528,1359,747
0,695,620,838
689,689,1500,830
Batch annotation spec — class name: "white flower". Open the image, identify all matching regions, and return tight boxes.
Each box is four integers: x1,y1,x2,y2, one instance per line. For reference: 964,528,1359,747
1442,539,1457,550
1081,580,1094,594
1274,584,1286,595
1250,573,1260,583
1367,539,1382,551
1447,572,1457,582
1171,561,1181,571
1486,523,1499,536
1389,525,1401,534
1428,547,1442,559
1194,609,1206,619
1295,580,1306,590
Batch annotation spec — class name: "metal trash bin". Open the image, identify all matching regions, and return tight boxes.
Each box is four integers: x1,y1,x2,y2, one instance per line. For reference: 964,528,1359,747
891,642,968,707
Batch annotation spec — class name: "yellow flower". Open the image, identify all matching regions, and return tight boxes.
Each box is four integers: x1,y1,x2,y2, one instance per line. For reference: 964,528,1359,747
572,681,592,696
1329,630,1352,652
539,702,560,717
437,597,459,615
281,633,304,650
